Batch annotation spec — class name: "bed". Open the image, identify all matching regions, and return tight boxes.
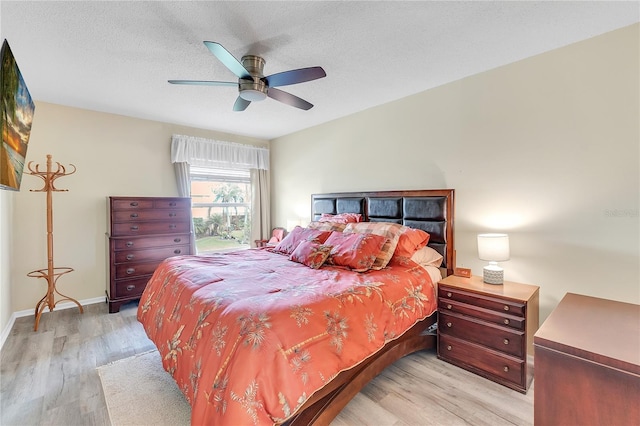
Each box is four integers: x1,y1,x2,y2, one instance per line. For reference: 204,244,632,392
137,189,454,425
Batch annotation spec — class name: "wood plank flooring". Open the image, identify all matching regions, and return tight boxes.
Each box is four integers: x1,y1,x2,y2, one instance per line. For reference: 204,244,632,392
0,301,533,426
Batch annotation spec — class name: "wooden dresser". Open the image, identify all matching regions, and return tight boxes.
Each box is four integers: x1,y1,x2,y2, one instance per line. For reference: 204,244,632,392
534,293,640,426
106,196,193,313
437,275,539,393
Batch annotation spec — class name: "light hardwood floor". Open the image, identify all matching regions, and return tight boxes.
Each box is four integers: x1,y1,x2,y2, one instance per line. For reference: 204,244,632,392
0,301,533,426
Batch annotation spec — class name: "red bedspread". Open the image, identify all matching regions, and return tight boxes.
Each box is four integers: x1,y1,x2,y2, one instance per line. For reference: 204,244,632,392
137,248,437,425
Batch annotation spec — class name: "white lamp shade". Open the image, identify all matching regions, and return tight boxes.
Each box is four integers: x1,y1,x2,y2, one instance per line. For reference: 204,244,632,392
477,234,510,262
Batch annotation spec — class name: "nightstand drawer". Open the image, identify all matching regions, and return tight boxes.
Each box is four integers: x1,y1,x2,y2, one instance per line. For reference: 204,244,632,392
439,285,525,317
438,298,525,331
439,311,524,358
439,334,524,386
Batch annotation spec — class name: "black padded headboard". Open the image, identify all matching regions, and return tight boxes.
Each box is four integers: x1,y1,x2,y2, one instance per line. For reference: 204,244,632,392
311,189,455,276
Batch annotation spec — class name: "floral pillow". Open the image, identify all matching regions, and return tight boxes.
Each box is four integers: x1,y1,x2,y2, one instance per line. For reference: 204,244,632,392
272,226,331,255
306,221,347,232
324,231,387,272
393,228,430,259
289,240,332,269
343,222,406,270
319,213,362,224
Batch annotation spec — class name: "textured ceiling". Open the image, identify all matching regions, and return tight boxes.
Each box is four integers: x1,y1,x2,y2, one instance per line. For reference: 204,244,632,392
1,1,638,140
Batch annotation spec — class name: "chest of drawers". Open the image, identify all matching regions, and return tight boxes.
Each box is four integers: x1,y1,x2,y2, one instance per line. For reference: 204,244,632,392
534,293,640,425
437,275,539,393
106,196,193,313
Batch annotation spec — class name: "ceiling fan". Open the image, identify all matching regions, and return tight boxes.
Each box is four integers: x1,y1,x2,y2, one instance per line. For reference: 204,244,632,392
169,41,326,112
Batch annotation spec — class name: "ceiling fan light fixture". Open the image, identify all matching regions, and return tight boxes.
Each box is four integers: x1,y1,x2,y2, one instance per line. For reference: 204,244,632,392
239,88,268,102
239,78,268,102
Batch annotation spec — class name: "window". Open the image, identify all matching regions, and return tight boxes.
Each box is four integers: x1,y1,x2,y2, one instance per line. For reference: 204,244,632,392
190,166,251,253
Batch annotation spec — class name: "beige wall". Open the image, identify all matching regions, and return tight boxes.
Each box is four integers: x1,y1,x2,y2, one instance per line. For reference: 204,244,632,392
1,103,267,331
271,24,640,322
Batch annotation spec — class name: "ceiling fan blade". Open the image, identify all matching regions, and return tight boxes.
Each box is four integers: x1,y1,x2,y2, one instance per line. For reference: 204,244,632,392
203,41,251,79
168,80,237,87
233,96,251,112
265,67,326,88
267,88,313,110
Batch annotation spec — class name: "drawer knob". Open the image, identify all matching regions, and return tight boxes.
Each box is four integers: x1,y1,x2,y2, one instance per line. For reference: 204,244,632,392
446,322,452,328
130,202,138,207
446,292,452,298
169,213,176,217
130,225,139,231
446,304,452,310
126,284,135,291
130,213,138,218
174,238,181,243
126,241,134,247
126,268,135,275
446,345,452,351
503,366,509,372
174,249,181,254
503,319,510,325
169,224,177,229
126,254,134,261
504,305,510,311
503,339,510,345
169,202,177,206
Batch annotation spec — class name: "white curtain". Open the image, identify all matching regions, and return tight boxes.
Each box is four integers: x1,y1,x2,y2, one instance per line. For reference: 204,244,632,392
174,162,191,197
171,134,269,170
170,134,270,250
173,162,196,253
250,168,270,247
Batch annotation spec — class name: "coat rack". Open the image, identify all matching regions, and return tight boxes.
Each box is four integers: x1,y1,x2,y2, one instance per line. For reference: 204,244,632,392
27,154,83,331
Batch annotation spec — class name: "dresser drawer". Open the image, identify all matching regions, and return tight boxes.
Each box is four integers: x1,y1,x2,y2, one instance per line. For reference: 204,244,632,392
112,234,190,250
153,199,191,209
112,209,191,222
111,199,154,210
112,220,191,236
114,245,189,264
439,334,524,387
438,298,525,331
114,261,161,279
114,276,150,298
439,311,524,358
439,285,525,317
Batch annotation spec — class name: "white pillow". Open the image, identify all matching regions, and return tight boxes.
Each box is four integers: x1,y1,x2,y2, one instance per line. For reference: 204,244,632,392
411,246,443,268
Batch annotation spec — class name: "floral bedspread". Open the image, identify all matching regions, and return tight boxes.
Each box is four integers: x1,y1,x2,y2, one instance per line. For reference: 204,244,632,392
137,248,436,425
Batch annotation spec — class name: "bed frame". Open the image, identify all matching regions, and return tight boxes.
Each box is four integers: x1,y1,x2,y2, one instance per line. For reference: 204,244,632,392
283,189,454,425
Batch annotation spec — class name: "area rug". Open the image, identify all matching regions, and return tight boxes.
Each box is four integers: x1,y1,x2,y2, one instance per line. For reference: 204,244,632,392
97,350,190,426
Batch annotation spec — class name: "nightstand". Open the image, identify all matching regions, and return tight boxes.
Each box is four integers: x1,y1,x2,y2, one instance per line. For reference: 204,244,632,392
437,275,539,393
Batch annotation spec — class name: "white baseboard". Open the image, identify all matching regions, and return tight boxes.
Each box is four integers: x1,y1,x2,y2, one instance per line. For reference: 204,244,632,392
0,296,107,351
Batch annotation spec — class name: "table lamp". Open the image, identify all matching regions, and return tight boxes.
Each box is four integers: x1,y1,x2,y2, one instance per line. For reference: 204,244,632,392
477,233,510,284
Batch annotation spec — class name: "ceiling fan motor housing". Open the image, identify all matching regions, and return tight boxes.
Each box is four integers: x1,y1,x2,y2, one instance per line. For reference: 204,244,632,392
239,55,268,101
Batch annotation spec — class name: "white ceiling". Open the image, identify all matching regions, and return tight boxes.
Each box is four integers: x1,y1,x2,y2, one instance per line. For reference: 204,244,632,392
1,1,638,140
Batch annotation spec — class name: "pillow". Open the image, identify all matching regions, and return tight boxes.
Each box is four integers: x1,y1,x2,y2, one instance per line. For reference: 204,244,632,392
272,226,331,255
343,222,406,270
411,246,443,268
324,231,387,272
307,221,347,232
319,213,362,224
393,228,430,259
289,241,332,269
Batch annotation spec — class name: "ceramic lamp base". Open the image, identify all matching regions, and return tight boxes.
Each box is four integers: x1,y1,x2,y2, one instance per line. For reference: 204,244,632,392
483,264,504,285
